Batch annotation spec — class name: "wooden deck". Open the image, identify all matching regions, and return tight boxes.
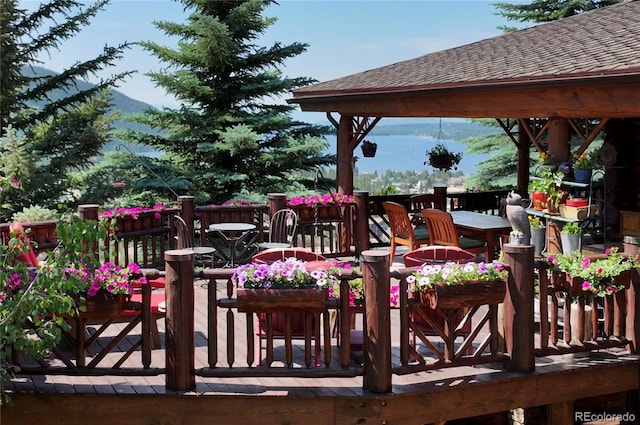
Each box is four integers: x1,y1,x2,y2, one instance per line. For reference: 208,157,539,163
4,267,640,425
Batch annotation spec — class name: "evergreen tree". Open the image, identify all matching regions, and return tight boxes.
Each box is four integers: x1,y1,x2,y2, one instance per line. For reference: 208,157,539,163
0,0,133,217
494,0,621,28
118,0,334,204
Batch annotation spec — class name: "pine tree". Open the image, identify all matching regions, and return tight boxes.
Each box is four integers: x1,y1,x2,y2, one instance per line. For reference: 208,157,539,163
118,0,334,203
0,0,133,218
494,0,621,27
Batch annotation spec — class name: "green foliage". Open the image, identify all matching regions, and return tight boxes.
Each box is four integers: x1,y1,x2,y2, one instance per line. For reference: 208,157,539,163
0,126,33,220
0,0,134,217
372,186,398,196
11,205,60,222
528,215,544,228
494,0,621,29
561,221,581,235
117,0,334,204
458,121,517,190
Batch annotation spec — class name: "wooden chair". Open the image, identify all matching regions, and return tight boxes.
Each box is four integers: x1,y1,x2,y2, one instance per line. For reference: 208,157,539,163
420,208,486,256
403,246,476,358
382,201,430,261
257,208,298,251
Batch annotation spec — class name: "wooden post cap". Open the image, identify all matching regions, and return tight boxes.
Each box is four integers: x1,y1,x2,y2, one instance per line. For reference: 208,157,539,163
360,250,389,263
165,249,195,262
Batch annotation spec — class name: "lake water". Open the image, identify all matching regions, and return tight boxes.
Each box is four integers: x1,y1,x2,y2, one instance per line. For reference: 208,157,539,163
324,135,488,175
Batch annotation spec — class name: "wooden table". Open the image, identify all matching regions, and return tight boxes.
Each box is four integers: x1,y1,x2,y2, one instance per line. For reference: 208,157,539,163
449,210,512,261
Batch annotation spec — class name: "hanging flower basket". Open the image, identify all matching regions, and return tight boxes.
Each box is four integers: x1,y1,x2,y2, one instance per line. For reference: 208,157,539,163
425,143,462,172
361,140,377,157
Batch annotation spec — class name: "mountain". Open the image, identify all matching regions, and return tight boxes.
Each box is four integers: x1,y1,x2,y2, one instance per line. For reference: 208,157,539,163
22,66,497,149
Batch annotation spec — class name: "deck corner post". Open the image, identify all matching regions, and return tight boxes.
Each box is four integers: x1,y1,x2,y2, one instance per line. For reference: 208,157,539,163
503,243,535,372
165,249,196,391
361,249,392,393
626,268,640,353
78,204,100,221
267,193,287,216
354,191,370,252
179,196,195,236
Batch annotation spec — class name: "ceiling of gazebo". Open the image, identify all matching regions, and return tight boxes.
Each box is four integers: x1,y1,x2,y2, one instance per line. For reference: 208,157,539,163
289,0,640,119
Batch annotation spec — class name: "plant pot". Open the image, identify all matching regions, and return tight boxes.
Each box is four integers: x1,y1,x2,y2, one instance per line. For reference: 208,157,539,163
560,232,581,255
531,227,546,256
531,191,547,211
573,168,593,184
418,279,506,310
361,144,377,157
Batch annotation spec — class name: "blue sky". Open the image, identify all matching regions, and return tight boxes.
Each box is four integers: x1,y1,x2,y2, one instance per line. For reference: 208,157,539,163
23,1,523,119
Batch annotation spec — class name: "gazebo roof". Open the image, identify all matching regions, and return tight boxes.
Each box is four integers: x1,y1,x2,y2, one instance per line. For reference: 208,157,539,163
290,0,640,119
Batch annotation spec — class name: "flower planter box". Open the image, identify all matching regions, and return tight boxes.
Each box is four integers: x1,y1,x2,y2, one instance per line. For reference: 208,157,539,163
294,205,343,223
237,288,328,313
75,292,127,319
418,279,506,310
552,270,631,296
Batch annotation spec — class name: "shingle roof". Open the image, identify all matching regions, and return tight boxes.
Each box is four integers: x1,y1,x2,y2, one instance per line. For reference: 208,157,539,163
292,0,640,99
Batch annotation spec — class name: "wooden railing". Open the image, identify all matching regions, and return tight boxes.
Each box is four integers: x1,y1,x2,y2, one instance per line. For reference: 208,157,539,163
535,261,635,356
10,243,640,394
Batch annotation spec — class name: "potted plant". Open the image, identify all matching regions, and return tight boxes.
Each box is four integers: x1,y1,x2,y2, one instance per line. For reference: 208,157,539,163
233,258,338,312
529,215,546,256
560,221,581,255
360,140,377,157
407,261,509,309
535,151,558,175
544,247,639,297
529,168,566,214
425,143,462,172
572,152,598,184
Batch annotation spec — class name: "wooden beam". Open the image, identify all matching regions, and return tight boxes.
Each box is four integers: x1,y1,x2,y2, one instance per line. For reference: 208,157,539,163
572,118,609,157
496,118,519,147
294,82,640,119
518,118,546,154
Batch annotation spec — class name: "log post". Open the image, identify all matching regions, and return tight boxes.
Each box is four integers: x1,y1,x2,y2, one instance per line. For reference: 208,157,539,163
548,117,571,162
179,196,195,238
337,114,354,196
626,267,640,353
165,249,195,391
354,191,370,253
78,204,100,257
267,193,288,216
361,250,391,393
517,124,531,196
433,186,448,210
503,243,535,372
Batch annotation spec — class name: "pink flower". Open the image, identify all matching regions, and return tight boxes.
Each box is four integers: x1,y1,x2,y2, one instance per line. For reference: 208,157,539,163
582,281,592,290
